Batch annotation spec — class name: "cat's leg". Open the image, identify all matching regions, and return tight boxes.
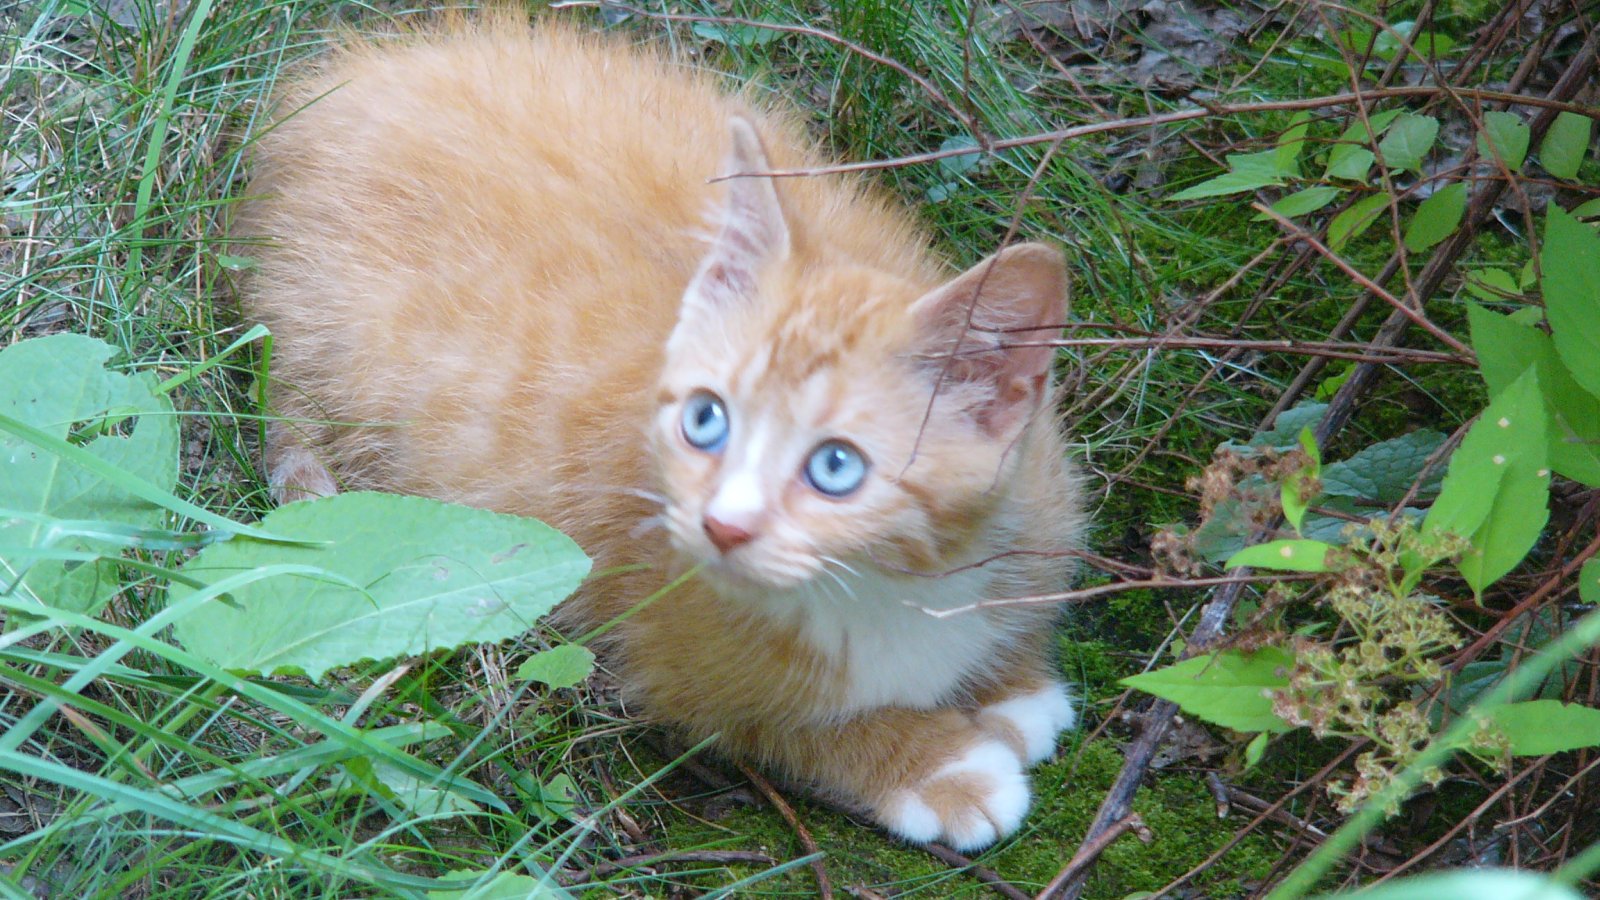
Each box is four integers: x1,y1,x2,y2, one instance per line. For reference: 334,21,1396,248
754,706,1042,851
264,418,339,505
975,676,1079,765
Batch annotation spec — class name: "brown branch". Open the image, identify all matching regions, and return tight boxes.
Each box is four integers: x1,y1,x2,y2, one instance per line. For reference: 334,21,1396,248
736,762,834,900
920,842,1033,900
913,574,1320,619
1035,813,1150,900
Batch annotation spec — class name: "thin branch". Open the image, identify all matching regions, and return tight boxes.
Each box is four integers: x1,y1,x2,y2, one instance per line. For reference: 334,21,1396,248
1035,813,1150,900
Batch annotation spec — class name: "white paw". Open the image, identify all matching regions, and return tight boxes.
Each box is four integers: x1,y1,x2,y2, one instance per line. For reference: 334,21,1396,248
981,681,1078,764
879,740,1031,852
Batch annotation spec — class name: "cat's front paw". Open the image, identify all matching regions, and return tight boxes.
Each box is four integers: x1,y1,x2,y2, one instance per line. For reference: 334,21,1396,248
879,740,1030,852
980,680,1078,764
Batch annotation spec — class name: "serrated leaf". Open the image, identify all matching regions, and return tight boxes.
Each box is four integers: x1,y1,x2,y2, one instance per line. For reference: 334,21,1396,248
1487,700,1600,755
1326,148,1376,182
171,493,591,680
1120,648,1295,733
1326,869,1583,900
937,135,982,177
1328,193,1392,251
516,643,594,689
1254,401,1329,450
1463,268,1520,303
1321,430,1447,502
1476,111,1530,170
1226,539,1333,573
1470,304,1600,486
1254,185,1342,220
1424,369,1549,594
1274,111,1312,177
1377,113,1439,174
0,334,178,617
1543,206,1600,399
1539,111,1592,180
1403,182,1467,252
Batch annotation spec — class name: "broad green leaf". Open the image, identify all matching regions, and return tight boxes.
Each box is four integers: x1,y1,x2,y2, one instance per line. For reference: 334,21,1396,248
1539,112,1592,180
691,19,782,46
1254,185,1342,221
172,493,591,680
1583,558,1600,605
1281,428,1321,532
0,334,177,617
1372,21,1457,60
430,870,572,899
1329,193,1392,251
1476,111,1530,170
1252,401,1329,450
1226,539,1333,573
1571,197,1600,219
1328,869,1582,900
1487,700,1600,756
1326,110,1404,182
1403,182,1467,252
1274,111,1312,177
1377,114,1439,174
516,643,595,689
1120,648,1295,733
1543,206,1600,398
1171,150,1285,200
1320,430,1447,502
937,135,982,177
1470,304,1600,486
1463,268,1520,303
339,757,484,820
1424,369,1550,594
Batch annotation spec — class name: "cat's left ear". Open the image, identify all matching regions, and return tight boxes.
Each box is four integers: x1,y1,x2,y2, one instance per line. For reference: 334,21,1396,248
910,242,1068,440
683,116,792,314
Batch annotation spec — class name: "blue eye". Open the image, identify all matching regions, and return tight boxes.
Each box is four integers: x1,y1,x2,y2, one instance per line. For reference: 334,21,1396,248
804,440,868,497
681,391,729,451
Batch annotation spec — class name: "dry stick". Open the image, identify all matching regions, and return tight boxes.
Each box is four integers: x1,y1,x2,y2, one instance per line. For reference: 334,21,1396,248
1049,25,1600,900
919,842,1033,900
1033,813,1149,900
735,762,834,900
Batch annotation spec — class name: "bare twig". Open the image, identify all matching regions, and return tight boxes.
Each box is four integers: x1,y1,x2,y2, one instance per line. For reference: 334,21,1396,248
920,842,1033,900
736,762,834,900
1035,813,1150,900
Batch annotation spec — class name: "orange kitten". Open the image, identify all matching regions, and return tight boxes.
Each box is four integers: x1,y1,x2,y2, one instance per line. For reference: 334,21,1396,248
240,13,1085,850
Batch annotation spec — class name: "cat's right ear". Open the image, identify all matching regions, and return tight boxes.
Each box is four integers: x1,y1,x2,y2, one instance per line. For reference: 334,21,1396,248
682,116,791,316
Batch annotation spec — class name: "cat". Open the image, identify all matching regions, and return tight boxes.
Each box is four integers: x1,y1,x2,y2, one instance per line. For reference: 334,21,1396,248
238,12,1086,851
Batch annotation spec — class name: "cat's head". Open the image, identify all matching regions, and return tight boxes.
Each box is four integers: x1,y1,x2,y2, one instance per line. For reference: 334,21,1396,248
650,117,1068,590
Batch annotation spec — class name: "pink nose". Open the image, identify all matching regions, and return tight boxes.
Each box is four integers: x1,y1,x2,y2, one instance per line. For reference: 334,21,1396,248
703,515,755,553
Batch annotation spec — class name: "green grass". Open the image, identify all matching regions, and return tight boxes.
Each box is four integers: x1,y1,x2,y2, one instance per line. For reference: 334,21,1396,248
3,0,1588,896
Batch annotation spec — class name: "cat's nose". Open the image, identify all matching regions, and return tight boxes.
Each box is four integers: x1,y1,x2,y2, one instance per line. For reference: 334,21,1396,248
703,514,755,553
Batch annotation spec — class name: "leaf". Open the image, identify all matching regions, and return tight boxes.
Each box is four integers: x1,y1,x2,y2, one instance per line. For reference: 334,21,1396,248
1476,111,1530,170
430,870,573,899
1377,113,1440,174
1251,401,1329,450
1463,268,1520,303
1543,205,1600,399
1327,869,1583,900
691,19,782,46
1584,558,1600,605
0,334,178,617
171,493,591,680
1486,700,1600,756
1328,193,1392,251
1320,430,1448,502
1571,197,1600,219
1423,369,1550,594
1371,21,1457,61
1170,150,1285,201
937,135,982,177
339,758,484,820
1403,182,1467,252
1539,111,1592,180
1281,428,1321,532
1470,304,1600,486
1254,185,1343,221
516,643,595,689
1274,111,1312,177
215,254,257,271
1120,648,1295,733
1244,731,1269,768
1326,109,1404,182
1226,539,1333,573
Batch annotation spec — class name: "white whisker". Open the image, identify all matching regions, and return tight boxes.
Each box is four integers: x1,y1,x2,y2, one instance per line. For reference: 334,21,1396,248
817,557,859,602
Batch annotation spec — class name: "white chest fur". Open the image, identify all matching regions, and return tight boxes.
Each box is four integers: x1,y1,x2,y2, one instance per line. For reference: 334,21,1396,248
771,566,1015,715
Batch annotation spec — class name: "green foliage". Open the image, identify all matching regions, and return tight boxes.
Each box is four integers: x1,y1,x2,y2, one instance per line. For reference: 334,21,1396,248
1119,648,1296,733
1226,538,1334,573
1485,700,1600,756
1540,112,1593,180
516,643,596,689
172,492,590,680
1327,868,1583,900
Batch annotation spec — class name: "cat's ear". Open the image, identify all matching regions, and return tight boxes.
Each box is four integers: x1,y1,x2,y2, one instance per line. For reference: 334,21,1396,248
683,116,792,313
910,242,1068,439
